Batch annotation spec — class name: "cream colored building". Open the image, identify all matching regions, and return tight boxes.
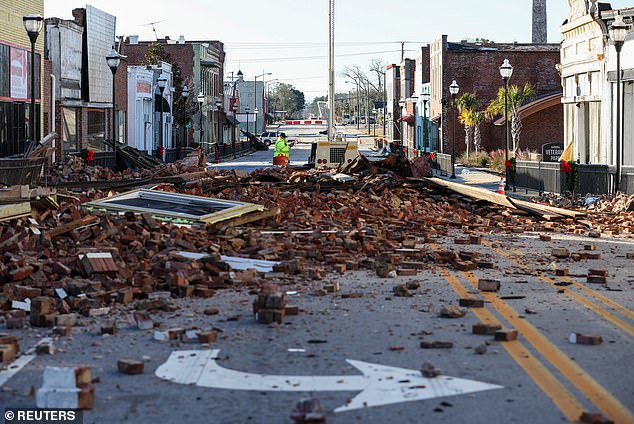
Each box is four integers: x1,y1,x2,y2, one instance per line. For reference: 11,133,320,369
560,0,633,166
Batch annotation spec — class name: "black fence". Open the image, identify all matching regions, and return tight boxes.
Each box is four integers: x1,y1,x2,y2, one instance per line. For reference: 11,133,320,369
214,141,255,161
515,161,634,195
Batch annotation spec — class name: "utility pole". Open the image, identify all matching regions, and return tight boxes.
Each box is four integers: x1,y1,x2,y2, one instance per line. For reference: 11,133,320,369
401,41,405,62
327,0,335,141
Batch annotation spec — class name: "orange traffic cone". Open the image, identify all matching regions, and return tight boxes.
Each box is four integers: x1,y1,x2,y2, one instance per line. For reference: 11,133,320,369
497,177,505,195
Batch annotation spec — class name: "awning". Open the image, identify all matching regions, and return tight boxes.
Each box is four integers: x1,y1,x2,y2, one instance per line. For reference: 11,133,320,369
154,94,171,113
397,114,415,123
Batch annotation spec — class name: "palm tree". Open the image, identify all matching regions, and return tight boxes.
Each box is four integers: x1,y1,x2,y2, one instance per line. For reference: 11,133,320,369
472,111,484,152
457,92,479,157
486,83,536,153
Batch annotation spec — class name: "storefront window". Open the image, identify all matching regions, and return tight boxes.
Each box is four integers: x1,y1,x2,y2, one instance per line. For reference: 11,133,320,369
63,107,78,153
87,110,108,151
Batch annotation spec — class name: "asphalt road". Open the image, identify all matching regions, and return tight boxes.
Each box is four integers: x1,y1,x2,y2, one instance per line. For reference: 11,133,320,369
208,124,377,172
1,125,633,424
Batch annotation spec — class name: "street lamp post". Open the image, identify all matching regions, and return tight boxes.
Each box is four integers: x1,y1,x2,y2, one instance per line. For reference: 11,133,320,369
410,94,419,156
231,102,238,156
449,80,460,179
215,100,222,161
422,93,430,153
157,74,167,160
197,92,205,150
245,106,250,136
22,14,43,149
106,46,120,170
181,85,189,149
372,109,377,137
499,58,513,190
382,71,387,140
610,14,628,193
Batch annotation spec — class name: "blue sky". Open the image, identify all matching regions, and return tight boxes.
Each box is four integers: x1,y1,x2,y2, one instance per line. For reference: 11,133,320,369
45,0,633,100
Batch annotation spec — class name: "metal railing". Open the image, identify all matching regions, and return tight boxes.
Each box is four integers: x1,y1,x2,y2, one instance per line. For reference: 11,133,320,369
514,161,634,195
436,153,453,176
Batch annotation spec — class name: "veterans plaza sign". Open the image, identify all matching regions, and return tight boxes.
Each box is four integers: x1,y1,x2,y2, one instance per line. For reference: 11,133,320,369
156,349,502,413
542,143,564,162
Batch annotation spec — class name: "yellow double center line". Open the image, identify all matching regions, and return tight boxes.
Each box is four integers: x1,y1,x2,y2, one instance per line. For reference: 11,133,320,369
431,243,633,422
460,270,634,424
487,242,634,337
438,268,585,421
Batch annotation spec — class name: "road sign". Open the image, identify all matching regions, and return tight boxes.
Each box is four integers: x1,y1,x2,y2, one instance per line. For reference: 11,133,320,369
542,143,564,162
155,349,503,413
374,101,385,109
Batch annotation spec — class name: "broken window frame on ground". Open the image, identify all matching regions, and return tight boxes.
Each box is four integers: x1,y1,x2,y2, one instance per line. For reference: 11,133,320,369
83,189,264,224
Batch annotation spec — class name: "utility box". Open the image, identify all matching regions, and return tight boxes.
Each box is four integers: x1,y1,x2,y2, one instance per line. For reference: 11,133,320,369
311,135,359,168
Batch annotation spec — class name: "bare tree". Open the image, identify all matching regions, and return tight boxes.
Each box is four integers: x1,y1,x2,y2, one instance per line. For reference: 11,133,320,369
368,58,387,94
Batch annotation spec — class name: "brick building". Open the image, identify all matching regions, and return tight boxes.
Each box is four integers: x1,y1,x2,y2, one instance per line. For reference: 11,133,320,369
0,0,45,157
45,5,123,160
121,36,225,155
429,36,563,156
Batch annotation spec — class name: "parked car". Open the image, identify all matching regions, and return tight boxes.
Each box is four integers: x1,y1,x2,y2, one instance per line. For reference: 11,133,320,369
260,131,296,147
260,131,281,147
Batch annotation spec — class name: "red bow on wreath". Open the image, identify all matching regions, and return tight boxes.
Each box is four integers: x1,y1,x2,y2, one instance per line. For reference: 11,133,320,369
430,152,435,160
560,161,573,173
158,146,165,157
86,150,95,163
505,159,513,168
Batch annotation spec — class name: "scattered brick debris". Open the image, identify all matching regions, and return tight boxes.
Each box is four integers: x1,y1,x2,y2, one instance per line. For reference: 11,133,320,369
420,362,440,378
579,412,614,424
420,341,453,349
494,329,518,342
569,333,603,345
473,323,502,335
117,359,145,375
440,305,467,318
290,397,326,424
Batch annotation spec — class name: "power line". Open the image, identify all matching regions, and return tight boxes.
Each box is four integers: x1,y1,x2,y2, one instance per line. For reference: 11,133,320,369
226,49,414,63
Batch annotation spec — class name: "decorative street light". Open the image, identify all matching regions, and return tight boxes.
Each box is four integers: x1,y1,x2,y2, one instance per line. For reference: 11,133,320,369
422,92,430,153
499,58,514,190
215,100,223,160
106,46,120,170
449,80,460,179
181,85,189,149
410,93,419,156
231,101,238,156
197,91,205,149
215,100,223,144
245,106,250,136
22,14,43,148
609,14,628,193
157,73,167,160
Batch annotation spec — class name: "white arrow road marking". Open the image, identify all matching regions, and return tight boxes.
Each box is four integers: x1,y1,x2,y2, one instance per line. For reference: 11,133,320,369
0,355,36,388
155,350,503,412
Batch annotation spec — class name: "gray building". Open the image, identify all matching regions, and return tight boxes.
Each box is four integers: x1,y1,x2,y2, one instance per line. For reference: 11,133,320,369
45,5,117,155
232,70,266,135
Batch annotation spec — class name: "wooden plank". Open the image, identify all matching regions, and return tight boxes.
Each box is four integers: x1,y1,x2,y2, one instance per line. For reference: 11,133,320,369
214,207,281,230
422,177,584,219
0,202,31,222
47,215,99,238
